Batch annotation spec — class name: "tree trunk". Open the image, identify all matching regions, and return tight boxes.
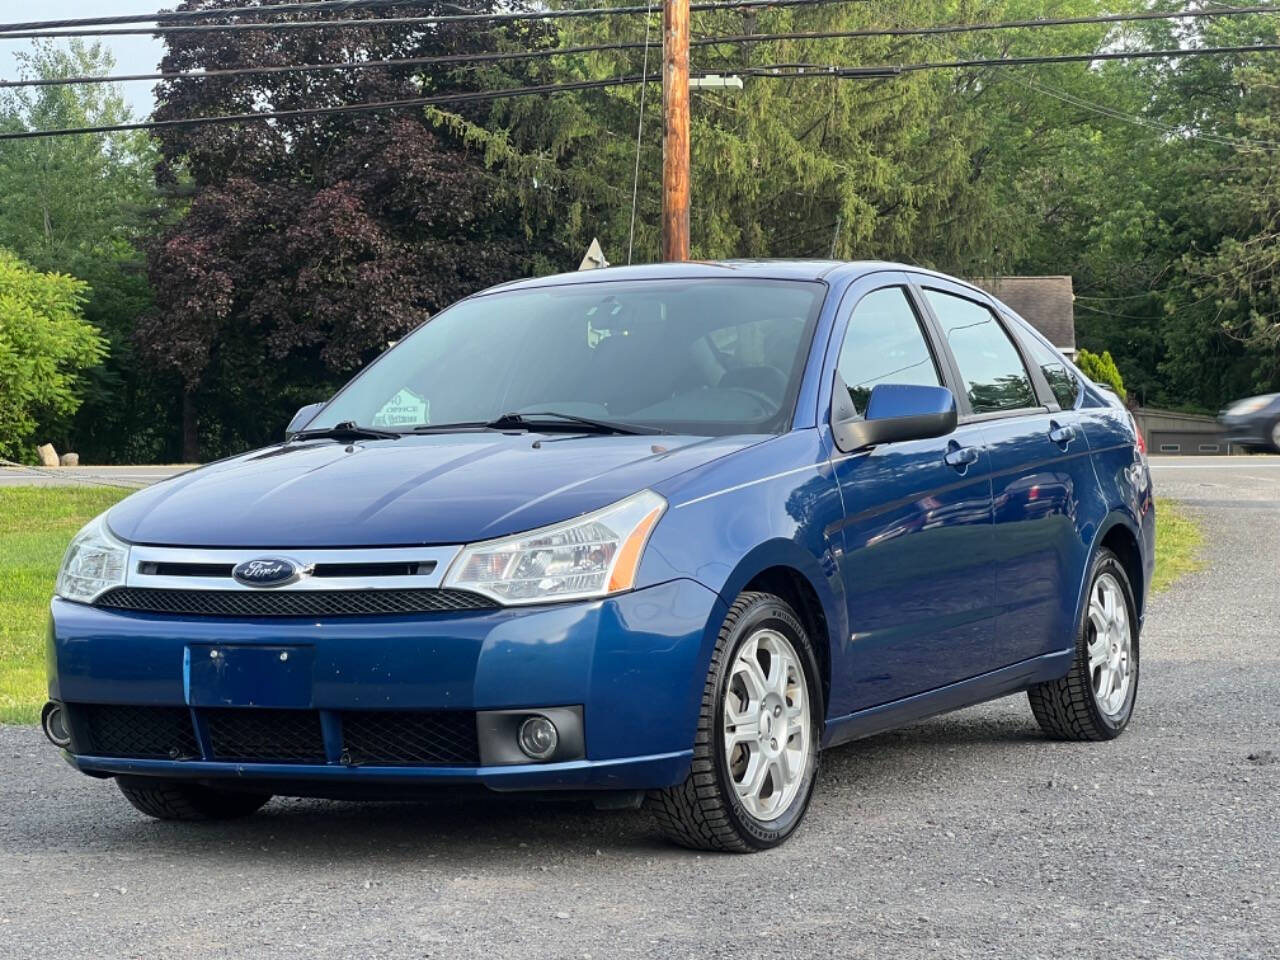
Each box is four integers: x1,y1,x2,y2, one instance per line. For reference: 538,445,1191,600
181,390,199,463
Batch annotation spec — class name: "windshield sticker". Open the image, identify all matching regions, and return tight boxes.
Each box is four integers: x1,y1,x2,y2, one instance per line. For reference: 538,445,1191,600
372,389,429,427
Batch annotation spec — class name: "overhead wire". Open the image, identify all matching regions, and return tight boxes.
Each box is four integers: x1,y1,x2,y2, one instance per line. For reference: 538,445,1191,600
1012,73,1280,150
0,0,479,32
4,45,1280,141
693,4,1280,49
740,42,1280,78
626,0,655,265
0,0,863,40
3,5,1275,91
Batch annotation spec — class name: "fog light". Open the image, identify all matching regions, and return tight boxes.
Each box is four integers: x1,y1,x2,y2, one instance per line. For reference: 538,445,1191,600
41,701,71,749
517,715,559,761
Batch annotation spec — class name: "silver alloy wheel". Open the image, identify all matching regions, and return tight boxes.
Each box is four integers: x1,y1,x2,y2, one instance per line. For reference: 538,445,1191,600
1087,572,1133,717
722,628,812,822
1271,419,1280,450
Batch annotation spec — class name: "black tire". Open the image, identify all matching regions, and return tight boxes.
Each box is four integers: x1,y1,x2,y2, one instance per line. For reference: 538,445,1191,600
647,591,823,853
1028,548,1139,741
116,777,272,821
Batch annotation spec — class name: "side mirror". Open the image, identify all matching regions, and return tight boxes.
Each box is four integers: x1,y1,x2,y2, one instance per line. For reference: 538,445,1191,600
831,377,958,453
285,401,327,439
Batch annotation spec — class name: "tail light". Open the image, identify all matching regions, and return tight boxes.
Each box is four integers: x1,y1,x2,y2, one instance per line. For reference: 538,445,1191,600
1128,412,1147,457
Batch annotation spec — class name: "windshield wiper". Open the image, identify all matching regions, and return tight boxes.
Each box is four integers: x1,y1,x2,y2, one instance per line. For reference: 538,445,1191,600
292,421,401,442
485,411,665,436
408,421,494,434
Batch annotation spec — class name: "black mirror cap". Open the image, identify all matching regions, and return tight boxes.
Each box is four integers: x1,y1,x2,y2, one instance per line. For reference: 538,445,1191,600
830,378,958,453
285,401,328,439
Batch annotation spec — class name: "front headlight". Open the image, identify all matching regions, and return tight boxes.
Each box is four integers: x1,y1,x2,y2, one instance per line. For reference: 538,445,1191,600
55,512,130,604
1228,396,1271,416
443,491,666,605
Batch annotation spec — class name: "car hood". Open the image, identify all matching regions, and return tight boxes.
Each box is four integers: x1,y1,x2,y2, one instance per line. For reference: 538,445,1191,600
107,432,759,547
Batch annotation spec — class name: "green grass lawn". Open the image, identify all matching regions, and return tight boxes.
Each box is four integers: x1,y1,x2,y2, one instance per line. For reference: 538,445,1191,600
1150,498,1205,594
1,486,129,723
0,488,1204,725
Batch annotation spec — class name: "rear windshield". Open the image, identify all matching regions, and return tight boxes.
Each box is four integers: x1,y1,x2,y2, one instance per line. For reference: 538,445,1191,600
308,278,827,436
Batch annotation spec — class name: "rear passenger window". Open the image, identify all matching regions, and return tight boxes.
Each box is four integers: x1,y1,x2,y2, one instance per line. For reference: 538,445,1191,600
836,287,941,417
1022,334,1080,409
924,290,1037,414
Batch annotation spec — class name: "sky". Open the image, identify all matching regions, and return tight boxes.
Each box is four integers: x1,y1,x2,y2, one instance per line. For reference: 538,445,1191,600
0,0,165,117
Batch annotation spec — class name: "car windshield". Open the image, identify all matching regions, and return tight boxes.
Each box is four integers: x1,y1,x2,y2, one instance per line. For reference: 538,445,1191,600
306,278,826,436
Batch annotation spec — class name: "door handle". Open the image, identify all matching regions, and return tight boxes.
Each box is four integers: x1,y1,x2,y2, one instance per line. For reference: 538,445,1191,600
1049,422,1078,447
944,444,980,470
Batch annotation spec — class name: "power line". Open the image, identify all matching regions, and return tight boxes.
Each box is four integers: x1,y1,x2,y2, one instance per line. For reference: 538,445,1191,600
742,42,1280,78
12,0,1270,35
627,0,655,265
9,5,1277,91
4,44,1280,142
0,42,655,89
0,1,462,32
1013,74,1280,150
0,74,659,141
694,5,1280,49
0,0,856,40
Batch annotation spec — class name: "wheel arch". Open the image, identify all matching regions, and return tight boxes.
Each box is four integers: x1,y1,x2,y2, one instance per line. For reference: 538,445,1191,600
716,541,842,718
1076,511,1146,630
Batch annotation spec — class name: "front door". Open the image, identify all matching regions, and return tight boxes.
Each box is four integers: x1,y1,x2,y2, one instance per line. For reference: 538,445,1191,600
825,280,997,715
917,285,1095,667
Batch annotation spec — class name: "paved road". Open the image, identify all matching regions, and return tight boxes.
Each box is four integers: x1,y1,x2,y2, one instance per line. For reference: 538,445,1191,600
1,464,1277,959
0,465,190,489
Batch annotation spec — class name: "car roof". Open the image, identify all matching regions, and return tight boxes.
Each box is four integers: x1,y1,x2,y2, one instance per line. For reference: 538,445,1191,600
475,259,904,294
476,259,1022,304
475,260,1052,343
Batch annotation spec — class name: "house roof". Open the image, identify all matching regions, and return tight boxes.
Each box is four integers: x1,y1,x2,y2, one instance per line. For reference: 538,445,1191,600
971,276,1076,351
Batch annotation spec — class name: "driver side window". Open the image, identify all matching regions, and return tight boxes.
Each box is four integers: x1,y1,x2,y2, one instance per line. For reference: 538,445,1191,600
837,287,943,417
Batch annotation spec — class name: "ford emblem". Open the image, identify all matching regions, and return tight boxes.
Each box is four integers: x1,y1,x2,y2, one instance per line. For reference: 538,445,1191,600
232,557,303,588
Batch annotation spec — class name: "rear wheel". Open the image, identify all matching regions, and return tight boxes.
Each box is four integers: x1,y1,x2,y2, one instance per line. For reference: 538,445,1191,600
1028,548,1139,741
648,591,822,852
1269,418,1280,453
116,777,272,821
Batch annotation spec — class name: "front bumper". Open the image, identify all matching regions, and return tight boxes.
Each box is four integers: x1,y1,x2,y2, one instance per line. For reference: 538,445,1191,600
47,579,725,794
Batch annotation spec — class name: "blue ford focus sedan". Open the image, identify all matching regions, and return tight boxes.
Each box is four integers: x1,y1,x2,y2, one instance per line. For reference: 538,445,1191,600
44,261,1154,852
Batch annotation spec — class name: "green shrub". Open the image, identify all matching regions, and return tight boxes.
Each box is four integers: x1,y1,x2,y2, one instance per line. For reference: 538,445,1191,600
1077,348,1127,402
0,250,105,460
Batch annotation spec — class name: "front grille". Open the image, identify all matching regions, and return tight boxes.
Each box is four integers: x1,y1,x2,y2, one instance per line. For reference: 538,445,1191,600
205,708,326,763
76,704,198,759
342,711,480,766
94,587,496,618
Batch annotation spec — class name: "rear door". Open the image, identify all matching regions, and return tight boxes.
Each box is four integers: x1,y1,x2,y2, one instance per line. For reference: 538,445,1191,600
822,274,997,714
916,278,1096,665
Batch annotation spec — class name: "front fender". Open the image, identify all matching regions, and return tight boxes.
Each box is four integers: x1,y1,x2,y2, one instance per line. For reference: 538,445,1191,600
638,431,848,681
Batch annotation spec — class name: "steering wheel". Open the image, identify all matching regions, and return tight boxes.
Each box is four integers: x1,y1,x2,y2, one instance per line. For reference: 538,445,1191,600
719,386,779,417
718,365,788,409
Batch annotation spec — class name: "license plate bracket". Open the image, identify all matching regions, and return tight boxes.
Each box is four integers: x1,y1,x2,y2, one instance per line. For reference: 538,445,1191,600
187,645,314,708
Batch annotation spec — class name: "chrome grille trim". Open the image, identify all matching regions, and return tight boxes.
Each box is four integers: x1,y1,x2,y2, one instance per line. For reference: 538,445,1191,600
125,544,463,592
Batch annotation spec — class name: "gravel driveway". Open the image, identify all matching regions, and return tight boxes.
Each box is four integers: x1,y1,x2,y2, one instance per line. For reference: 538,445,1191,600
2,461,1277,959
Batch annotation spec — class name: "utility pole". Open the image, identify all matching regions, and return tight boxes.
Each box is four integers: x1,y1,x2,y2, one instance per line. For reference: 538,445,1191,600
661,0,690,262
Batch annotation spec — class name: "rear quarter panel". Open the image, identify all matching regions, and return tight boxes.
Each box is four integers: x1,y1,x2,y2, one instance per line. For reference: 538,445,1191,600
1077,401,1155,620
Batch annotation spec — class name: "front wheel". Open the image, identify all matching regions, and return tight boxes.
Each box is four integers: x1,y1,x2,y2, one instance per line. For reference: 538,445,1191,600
1028,548,1139,741
648,591,822,852
116,777,272,821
